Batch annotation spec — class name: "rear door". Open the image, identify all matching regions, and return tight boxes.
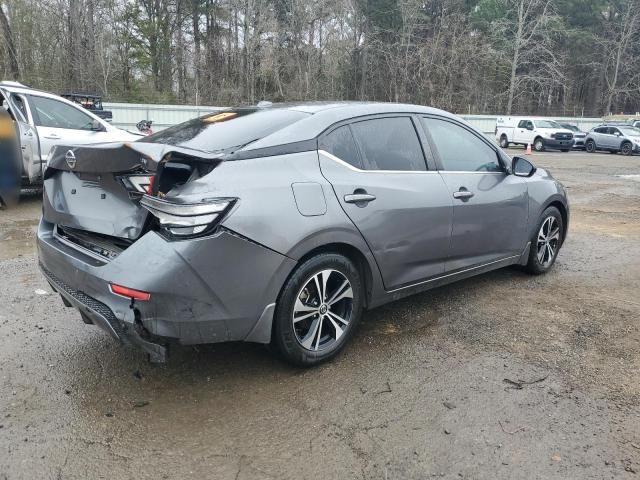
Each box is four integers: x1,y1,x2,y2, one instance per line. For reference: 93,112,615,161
421,116,529,272
319,115,453,291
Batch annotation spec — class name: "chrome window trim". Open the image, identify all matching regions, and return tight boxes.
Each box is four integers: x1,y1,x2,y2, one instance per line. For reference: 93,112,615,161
318,150,439,174
319,150,507,175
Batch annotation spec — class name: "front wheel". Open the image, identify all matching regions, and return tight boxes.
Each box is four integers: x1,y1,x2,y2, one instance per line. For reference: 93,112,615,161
499,135,509,148
533,138,545,152
585,140,596,153
524,207,564,275
271,253,363,367
621,142,633,156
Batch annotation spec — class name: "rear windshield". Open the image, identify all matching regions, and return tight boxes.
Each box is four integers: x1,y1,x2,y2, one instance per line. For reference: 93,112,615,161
140,108,309,153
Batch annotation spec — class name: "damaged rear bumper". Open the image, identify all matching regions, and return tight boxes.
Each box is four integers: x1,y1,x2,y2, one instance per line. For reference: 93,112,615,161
37,219,295,362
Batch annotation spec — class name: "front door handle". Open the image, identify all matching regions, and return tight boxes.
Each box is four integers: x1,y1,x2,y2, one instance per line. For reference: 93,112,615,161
43,135,60,140
344,193,376,204
453,189,474,200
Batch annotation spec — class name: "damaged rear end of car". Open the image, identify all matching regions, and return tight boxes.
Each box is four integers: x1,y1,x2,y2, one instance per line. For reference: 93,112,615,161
38,108,309,362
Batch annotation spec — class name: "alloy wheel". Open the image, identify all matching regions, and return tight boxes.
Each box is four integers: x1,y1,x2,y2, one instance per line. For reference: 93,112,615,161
621,143,632,155
537,216,560,268
292,269,353,351
534,139,544,151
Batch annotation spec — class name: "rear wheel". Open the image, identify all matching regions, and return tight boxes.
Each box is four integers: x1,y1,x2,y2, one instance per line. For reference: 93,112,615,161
525,207,564,275
499,135,509,148
272,253,363,367
585,139,596,153
533,137,545,152
621,141,633,156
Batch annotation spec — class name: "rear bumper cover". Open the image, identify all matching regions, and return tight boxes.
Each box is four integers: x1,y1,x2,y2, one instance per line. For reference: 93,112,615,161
37,219,295,359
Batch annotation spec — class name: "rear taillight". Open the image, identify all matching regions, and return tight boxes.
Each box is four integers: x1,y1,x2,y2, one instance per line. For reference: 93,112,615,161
139,195,237,239
120,175,154,195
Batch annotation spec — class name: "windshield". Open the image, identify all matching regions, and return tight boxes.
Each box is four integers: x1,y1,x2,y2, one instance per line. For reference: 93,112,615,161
536,120,561,128
619,127,640,136
140,108,310,153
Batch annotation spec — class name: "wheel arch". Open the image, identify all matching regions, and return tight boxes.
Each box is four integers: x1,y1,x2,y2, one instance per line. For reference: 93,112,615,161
544,199,569,245
285,242,376,310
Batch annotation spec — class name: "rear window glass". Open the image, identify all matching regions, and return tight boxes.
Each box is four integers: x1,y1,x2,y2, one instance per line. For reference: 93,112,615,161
140,108,309,153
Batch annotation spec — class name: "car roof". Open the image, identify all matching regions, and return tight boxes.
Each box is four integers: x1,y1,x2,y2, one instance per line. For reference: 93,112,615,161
242,101,463,150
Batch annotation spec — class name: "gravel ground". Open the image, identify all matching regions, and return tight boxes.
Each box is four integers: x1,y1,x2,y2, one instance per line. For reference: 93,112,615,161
1,150,639,479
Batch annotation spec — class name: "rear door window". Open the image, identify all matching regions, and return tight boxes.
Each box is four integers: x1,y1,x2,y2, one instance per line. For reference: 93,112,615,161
349,117,426,171
319,125,364,169
421,117,502,172
142,108,310,153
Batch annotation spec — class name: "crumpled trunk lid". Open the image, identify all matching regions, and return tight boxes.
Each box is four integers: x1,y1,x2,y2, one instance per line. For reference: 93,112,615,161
43,142,222,240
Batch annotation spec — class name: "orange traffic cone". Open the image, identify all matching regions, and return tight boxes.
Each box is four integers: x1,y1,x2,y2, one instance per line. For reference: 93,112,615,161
526,143,532,155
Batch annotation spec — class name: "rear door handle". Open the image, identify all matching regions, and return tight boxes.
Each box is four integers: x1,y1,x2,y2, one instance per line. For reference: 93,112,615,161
453,190,474,200
344,193,376,204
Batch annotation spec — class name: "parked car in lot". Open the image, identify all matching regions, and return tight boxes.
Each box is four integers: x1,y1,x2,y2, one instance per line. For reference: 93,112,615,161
0,81,140,187
584,125,640,155
496,117,574,152
555,121,587,149
38,102,569,366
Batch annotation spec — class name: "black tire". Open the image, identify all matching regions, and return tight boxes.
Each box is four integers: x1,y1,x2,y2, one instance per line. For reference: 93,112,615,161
524,206,564,275
561,149,570,152
621,141,633,156
499,135,509,148
585,139,596,153
271,253,363,367
533,137,545,152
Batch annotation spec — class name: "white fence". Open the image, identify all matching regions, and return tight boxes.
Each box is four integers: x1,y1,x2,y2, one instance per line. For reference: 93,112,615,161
104,102,604,135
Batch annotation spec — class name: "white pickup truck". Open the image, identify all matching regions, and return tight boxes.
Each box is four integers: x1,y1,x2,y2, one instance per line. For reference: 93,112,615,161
0,81,141,187
495,117,575,152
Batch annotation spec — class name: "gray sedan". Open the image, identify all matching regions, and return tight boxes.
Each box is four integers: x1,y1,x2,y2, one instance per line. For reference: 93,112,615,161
38,102,569,366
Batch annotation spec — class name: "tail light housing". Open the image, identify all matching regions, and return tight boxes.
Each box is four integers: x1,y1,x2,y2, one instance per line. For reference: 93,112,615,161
139,195,236,239
119,174,155,196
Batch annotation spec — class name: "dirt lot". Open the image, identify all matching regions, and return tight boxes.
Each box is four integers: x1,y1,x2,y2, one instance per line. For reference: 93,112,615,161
1,150,639,479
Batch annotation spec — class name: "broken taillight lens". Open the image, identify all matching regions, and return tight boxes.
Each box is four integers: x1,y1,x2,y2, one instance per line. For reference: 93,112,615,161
120,175,154,195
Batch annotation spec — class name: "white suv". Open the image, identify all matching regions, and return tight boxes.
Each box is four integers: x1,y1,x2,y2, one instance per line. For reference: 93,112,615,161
0,81,141,187
496,117,574,152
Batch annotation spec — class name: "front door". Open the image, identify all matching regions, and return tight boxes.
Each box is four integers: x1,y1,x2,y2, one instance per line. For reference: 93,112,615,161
421,116,529,272
26,94,109,162
1,91,43,183
319,116,453,291
515,119,535,145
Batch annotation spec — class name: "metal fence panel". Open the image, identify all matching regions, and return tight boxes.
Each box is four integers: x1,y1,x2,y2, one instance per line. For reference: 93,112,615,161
104,102,604,135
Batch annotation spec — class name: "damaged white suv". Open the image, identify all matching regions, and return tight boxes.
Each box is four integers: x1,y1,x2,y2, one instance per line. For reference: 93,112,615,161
0,81,140,187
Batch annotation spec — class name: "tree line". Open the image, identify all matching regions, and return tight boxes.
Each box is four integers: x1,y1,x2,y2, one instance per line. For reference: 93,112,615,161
1,0,639,116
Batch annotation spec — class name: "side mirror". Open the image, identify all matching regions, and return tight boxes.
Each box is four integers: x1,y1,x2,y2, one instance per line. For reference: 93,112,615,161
614,132,621,136
512,156,536,177
91,119,106,132
527,125,534,131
